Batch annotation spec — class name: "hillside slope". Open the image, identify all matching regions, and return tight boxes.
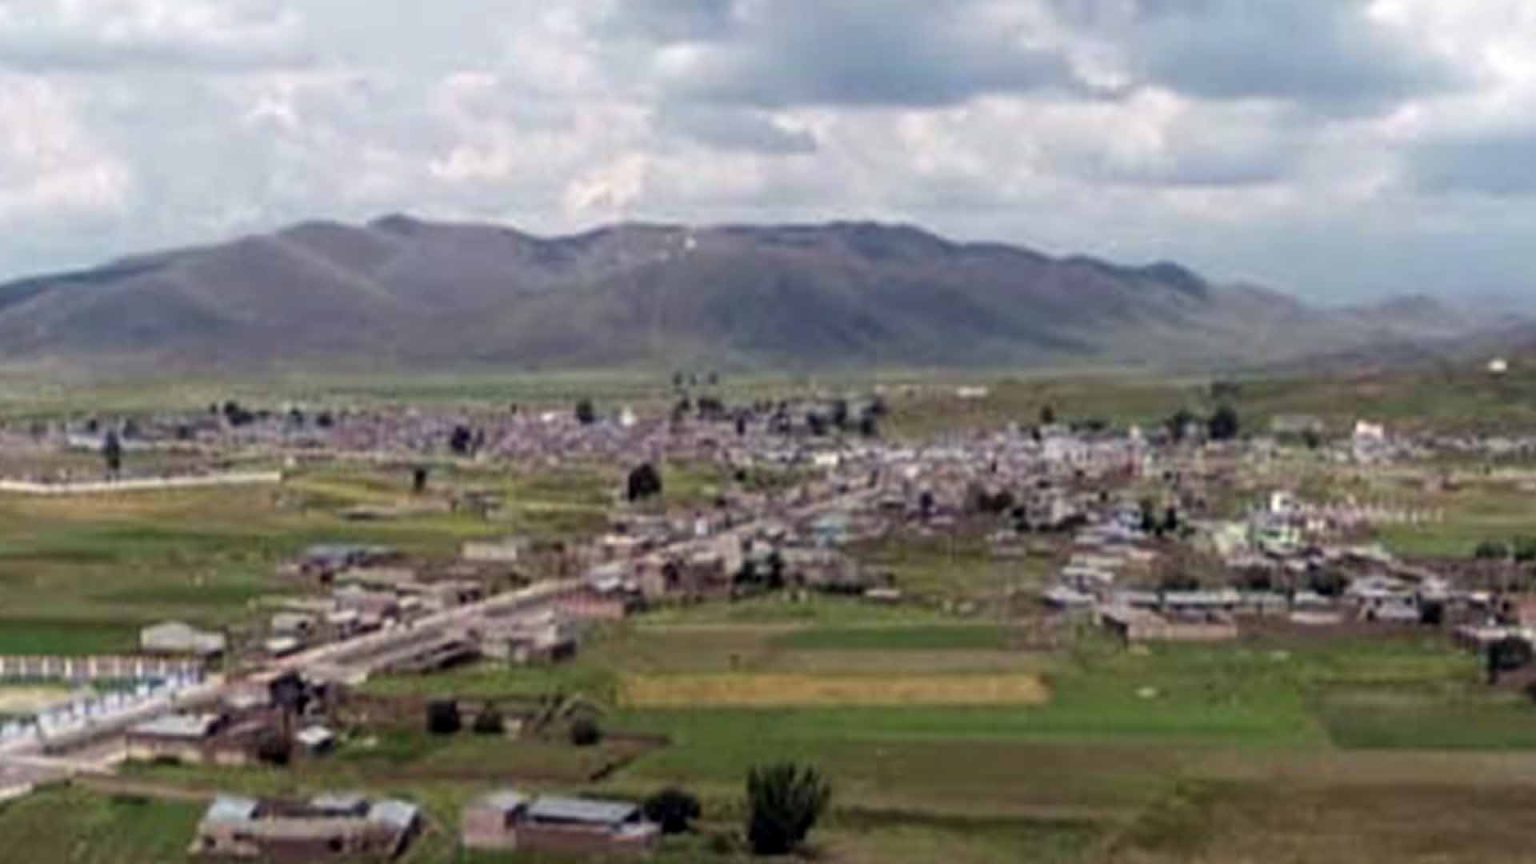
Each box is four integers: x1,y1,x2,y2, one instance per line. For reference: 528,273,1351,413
0,216,1499,372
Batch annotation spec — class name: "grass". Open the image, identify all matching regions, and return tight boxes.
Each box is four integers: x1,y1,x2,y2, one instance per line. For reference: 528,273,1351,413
0,786,205,863
1316,684,1536,750
0,458,625,648
0,617,140,655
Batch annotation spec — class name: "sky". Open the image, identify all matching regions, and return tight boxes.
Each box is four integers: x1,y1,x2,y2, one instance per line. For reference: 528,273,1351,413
1,0,1534,302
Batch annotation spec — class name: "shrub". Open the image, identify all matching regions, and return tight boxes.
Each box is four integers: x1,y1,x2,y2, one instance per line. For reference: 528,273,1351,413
472,704,505,735
643,787,701,835
255,732,292,766
745,762,831,856
426,699,462,736
569,716,602,747
1476,539,1511,560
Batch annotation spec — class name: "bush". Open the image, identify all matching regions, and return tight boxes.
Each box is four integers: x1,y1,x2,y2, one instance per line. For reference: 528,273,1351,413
255,732,292,766
643,787,701,835
1514,537,1536,563
569,716,602,747
745,761,831,856
472,704,505,735
626,463,663,502
1476,539,1511,560
1207,405,1240,441
426,699,462,736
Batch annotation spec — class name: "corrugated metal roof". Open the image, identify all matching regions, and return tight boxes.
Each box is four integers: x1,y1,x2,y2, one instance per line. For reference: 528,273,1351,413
368,799,420,830
204,795,260,825
131,713,219,739
527,796,637,826
309,792,368,815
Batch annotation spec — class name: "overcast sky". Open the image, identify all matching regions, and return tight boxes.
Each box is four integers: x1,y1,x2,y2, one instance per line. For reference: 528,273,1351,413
2,0,1534,302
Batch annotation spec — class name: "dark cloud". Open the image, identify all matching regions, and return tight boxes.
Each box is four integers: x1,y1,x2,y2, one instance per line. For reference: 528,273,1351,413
656,104,816,154
1411,133,1536,195
612,0,1076,107
1097,0,1464,113
599,0,738,41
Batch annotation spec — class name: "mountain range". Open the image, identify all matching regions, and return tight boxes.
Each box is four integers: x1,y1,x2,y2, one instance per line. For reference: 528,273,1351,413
0,216,1514,374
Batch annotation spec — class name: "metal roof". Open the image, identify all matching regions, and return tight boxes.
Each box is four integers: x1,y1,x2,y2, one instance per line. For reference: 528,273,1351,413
295,725,335,747
309,792,368,815
204,795,260,825
527,796,638,826
367,799,420,831
131,713,219,739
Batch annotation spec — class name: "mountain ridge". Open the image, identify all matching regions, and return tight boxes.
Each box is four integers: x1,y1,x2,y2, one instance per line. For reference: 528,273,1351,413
0,216,1507,374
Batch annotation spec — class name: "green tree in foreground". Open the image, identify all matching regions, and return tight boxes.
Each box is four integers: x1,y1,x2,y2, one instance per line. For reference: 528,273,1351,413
746,761,831,856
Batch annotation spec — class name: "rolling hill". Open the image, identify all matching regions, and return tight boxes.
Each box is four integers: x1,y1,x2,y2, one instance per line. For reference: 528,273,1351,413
0,216,1508,373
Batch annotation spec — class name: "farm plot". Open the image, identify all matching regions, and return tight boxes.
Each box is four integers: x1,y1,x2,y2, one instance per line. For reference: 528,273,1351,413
621,672,1051,708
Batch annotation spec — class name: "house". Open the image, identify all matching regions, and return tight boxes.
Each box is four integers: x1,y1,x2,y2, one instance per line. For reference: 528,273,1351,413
126,710,282,767
191,793,420,860
477,613,577,665
140,620,226,659
294,544,399,582
461,790,659,857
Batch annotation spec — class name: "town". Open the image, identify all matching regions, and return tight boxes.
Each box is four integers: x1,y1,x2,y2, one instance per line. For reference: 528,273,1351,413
0,368,1533,862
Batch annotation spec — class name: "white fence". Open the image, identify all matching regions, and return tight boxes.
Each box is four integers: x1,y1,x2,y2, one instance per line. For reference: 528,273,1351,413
0,471,282,495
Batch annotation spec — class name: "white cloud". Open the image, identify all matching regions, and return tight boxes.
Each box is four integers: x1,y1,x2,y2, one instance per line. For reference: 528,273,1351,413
0,0,308,69
0,73,129,221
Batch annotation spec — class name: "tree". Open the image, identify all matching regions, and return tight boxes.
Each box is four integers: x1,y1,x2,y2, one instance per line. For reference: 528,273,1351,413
1161,505,1181,535
102,429,123,475
830,399,850,430
764,549,785,591
569,716,603,747
643,787,702,835
255,731,292,766
1513,537,1536,563
1475,540,1511,561
745,762,831,856
857,411,879,438
426,699,462,735
449,424,475,456
1308,568,1346,597
222,400,254,427
1207,404,1240,441
575,398,597,425
626,463,664,502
